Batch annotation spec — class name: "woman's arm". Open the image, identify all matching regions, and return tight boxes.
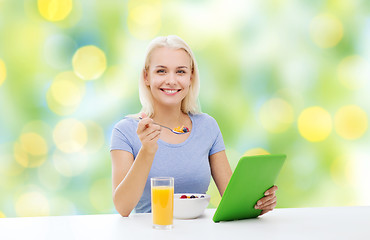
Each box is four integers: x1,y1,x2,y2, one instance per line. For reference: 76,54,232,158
111,115,161,217
209,150,232,196
111,149,155,217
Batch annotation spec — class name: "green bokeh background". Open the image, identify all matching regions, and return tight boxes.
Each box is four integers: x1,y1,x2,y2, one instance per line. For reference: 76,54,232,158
0,0,369,217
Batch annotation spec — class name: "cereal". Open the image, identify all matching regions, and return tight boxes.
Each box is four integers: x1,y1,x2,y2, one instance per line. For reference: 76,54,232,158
178,194,204,199
173,125,190,133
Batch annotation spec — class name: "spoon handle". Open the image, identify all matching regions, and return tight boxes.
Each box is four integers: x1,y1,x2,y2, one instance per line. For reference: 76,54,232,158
124,117,188,134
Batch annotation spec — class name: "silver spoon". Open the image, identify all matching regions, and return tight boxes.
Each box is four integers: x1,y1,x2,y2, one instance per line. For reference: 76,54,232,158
125,117,190,135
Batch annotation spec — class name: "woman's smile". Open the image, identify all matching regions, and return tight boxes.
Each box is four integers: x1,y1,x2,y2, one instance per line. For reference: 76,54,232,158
160,88,181,95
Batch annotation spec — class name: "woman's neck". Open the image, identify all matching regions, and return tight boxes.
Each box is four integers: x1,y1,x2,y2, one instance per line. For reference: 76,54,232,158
152,105,187,128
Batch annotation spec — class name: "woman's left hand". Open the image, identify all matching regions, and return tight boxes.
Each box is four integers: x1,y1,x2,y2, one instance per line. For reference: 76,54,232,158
254,185,278,216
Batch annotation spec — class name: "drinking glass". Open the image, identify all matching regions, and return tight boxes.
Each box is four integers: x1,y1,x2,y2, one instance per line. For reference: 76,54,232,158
151,177,174,230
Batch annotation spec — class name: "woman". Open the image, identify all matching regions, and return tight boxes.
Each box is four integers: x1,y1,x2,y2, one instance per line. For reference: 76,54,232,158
110,35,278,217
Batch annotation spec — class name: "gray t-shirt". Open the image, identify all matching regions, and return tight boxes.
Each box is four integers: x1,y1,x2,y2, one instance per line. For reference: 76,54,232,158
110,113,225,213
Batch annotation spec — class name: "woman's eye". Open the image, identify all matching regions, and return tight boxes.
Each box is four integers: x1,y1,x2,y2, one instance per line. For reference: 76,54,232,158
177,70,186,74
157,69,165,74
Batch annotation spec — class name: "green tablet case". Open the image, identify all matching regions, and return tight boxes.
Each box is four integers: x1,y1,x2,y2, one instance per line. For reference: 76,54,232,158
213,154,286,222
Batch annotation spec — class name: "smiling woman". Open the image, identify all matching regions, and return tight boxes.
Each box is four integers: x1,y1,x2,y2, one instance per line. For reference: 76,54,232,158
110,35,278,217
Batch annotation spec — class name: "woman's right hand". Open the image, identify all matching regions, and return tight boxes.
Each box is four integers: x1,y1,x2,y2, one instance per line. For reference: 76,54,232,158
137,113,161,154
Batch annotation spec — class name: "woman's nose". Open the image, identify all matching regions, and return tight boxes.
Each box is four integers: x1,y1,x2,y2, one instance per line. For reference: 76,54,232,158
165,72,177,85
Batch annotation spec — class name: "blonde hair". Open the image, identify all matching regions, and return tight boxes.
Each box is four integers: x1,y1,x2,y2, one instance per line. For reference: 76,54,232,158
138,35,201,117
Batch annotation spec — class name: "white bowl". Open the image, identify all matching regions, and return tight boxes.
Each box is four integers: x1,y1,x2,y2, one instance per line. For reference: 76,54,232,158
173,193,211,219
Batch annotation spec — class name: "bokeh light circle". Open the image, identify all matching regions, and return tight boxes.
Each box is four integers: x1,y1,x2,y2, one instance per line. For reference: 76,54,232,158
13,142,28,168
50,73,84,106
259,98,294,133
38,0,73,22
53,118,87,153
15,191,50,217
310,14,343,48
243,148,270,156
21,120,53,143
127,0,162,40
298,106,332,142
72,45,107,80
334,105,368,140
337,55,370,90
20,132,48,156
0,59,6,86
47,71,85,116
14,132,48,168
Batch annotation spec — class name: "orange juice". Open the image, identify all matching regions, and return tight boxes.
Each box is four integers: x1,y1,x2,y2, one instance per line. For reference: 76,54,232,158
151,186,174,226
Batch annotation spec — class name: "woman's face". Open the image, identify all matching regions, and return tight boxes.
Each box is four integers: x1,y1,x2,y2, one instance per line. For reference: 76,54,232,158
145,47,192,109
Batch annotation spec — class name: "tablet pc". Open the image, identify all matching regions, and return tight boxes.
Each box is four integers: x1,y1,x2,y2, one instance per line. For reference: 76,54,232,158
212,154,286,222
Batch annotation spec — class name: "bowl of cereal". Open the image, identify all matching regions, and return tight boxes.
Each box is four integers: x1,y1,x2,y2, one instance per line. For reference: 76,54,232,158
173,193,211,219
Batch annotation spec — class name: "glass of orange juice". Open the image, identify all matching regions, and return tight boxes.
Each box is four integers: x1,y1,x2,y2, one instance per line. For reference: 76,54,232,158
151,177,174,230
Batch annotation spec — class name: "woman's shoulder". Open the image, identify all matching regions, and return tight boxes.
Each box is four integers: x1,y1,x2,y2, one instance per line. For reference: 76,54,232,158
190,112,219,130
111,114,140,151
191,112,217,123
114,114,139,131
190,113,222,139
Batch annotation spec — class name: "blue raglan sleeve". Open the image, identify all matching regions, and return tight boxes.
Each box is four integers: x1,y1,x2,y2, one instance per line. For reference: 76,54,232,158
208,116,226,156
110,119,135,154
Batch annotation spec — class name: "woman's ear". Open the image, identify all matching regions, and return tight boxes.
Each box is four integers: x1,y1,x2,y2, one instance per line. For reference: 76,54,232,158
143,69,150,86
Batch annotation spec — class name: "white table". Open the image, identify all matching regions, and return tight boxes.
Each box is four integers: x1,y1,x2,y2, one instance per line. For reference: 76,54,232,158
0,206,369,240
